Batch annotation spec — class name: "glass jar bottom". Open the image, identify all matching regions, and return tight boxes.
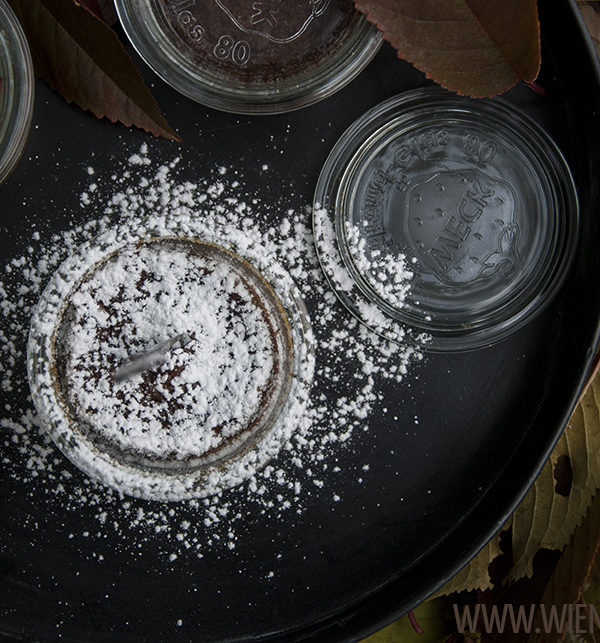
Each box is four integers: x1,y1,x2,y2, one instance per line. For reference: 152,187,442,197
115,0,381,113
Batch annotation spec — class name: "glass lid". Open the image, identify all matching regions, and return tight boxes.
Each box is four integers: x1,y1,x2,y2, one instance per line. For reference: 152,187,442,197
313,87,579,352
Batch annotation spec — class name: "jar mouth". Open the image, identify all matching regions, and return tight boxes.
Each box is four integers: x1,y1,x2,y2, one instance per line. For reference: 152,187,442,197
115,0,381,114
53,238,294,473
0,0,34,184
313,88,580,352
27,218,315,501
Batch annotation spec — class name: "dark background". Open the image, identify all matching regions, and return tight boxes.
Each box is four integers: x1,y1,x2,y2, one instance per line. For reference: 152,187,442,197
1,0,600,641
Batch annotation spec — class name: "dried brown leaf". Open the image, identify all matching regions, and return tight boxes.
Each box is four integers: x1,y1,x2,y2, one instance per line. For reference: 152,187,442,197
563,633,591,643
528,492,600,642
507,377,600,582
578,2,600,59
354,0,541,97
477,549,562,643
432,538,503,597
554,455,574,497
582,551,600,611
7,0,180,141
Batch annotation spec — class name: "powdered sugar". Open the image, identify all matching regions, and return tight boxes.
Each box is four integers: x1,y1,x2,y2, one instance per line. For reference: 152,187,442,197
58,242,286,461
1,145,422,559
28,218,314,501
345,219,414,309
313,205,431,346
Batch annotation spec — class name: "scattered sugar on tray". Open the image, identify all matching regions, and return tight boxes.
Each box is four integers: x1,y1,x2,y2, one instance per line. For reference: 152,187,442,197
0,144,422,561
314,206,431,347
345,220,414,309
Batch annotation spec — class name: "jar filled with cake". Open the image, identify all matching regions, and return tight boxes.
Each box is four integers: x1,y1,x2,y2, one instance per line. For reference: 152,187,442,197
27,218,315,501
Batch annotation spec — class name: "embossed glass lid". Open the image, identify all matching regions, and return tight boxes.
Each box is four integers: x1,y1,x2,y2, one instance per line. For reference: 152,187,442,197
313,88,579,352
115,0,381,114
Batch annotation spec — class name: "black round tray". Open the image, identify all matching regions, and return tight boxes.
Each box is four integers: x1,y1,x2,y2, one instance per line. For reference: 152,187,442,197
1,0,599,641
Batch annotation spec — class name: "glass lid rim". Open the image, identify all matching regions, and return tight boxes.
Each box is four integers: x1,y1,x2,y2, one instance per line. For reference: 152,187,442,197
313,87,580,352
26,217,316,500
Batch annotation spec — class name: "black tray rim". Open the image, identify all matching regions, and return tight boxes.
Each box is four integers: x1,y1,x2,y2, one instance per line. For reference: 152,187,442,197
1,3,598,642
272,2,600,640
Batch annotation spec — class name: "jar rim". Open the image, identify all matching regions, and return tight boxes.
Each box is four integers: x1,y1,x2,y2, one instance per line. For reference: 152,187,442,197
115,0,381,114
313,87,580,352
0,0,34,184
27,216,316,501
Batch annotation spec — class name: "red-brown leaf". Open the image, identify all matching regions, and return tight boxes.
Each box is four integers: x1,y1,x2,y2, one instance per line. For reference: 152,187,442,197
354,0,541,97
577,3,600,66
7,0,180,141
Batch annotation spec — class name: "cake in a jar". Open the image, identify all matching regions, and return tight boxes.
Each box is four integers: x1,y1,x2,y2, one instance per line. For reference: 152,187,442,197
52,238,293,473
115,0,381,113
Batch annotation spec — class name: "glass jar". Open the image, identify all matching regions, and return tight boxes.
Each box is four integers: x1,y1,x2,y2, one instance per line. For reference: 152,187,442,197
27,216,315,501
0,0,34,184
115,0,381,114
313,88,580,352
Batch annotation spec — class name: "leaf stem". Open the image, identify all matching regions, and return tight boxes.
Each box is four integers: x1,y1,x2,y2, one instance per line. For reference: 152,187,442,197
525,80,549,97
407,609,424,634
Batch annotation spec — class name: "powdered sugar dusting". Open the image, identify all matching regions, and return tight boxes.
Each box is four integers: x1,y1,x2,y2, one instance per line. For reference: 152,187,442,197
313,205,431,346
1,145,423,560
58,242,286,462
345,220,414,309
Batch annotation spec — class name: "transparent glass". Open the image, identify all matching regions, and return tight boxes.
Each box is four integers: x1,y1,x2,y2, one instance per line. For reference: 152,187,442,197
314,88,580,352
115,0,381,114
27,217,315,501
0,0,34,183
